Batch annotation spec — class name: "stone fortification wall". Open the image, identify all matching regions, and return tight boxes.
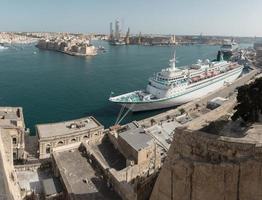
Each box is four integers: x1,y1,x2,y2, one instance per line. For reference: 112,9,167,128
150,127,262,200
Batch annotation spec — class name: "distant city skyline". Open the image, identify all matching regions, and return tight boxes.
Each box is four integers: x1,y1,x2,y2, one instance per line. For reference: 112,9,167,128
1,0,262,37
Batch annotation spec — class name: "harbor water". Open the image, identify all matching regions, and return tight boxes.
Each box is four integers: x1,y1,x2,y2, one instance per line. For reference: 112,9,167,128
0,42,249,134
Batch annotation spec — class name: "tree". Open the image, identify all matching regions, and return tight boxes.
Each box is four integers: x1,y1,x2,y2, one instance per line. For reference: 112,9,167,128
150,118,156,126
179,108,186,115
232,77,262,123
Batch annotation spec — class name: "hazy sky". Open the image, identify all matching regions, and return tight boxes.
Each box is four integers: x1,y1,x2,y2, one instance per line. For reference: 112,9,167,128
1,0,262,36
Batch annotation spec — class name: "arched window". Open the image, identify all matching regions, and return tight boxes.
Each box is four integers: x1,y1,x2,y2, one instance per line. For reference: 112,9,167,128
57,141,64,146
83,135,88,139
71,138,76,142
12,138,17,144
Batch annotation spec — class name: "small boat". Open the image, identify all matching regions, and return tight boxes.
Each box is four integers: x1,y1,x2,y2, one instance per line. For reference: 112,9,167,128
0,43,8,50
98,46,105,50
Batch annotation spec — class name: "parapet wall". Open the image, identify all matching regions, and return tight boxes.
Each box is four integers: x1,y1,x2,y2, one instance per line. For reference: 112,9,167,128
174,128,262,162
150,127,262,200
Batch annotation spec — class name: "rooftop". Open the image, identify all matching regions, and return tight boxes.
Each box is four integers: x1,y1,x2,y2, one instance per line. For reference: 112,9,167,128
17,168,52,194
36,116,103,139
119,127,153,151
53,148,120,200
42,178,63,196
0,107,24,128
146,120,180,150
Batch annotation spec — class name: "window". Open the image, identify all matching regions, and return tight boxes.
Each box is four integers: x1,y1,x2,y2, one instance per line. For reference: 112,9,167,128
71,138,76,142
83,135,88,139
46,144,51,154
57,141,64,146
12,138,17,145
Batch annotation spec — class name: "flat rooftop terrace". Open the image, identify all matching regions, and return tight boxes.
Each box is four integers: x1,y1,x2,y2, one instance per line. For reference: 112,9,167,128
0,107,23,128
36,116,103,139
17,168,53,195
53,148,120,200
0,107,22,119
146,120,180,150
119,127,154,151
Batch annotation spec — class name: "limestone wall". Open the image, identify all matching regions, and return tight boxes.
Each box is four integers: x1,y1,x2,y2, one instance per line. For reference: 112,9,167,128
38,126,104,159
15,163,41,172
0,129,22,200
150,127,262,200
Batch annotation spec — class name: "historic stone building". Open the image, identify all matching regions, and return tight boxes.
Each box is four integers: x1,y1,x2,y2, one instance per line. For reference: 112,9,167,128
82,121,163,200
151,124,262,200
0,107,26,162
109,125,157,166
36,116,104,159
0,107,26,200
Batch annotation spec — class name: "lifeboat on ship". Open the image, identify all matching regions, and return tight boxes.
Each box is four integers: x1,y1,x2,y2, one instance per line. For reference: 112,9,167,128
200,73,206,80
206,71,212,78
191,76,200,82
213,70,220,76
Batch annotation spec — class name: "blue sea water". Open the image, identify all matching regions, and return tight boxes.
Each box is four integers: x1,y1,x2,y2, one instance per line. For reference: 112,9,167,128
0,42,249,134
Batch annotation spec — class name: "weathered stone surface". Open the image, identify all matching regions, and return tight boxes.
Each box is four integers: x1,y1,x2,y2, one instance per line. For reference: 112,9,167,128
239,161,262,200
150,126,262,200
192,163,238,200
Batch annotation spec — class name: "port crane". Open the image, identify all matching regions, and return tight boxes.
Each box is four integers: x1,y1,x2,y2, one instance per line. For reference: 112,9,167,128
125,27,130,45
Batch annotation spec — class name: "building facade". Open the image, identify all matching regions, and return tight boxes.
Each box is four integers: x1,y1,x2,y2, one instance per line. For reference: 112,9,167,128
0,107,26,161
36,116,104,159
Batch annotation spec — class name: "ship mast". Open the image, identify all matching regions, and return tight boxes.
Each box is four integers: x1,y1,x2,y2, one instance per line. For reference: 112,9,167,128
169,50,176,69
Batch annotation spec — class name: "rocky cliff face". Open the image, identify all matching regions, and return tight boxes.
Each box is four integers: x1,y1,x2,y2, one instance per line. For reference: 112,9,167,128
150,125,262,200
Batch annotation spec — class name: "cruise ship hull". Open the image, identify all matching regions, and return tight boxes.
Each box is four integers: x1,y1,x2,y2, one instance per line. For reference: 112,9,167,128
119,67,243,112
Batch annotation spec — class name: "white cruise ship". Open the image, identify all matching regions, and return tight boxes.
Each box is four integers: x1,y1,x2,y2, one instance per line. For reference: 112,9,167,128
109,52,244,112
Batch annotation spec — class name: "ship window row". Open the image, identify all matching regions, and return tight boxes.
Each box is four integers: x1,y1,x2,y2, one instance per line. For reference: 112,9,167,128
157,74,185,80
157,76,187,82
190,71,203,76
175,79,187,84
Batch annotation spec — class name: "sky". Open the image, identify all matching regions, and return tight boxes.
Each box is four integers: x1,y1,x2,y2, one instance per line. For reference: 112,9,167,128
1,0,262,37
